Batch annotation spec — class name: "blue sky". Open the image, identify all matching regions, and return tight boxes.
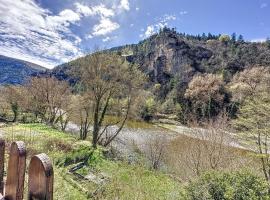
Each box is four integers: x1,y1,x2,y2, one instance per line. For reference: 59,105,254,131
0,0,269,68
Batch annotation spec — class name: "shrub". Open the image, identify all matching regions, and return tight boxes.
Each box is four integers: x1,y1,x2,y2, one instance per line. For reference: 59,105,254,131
140,97,157,121
185,170,270,200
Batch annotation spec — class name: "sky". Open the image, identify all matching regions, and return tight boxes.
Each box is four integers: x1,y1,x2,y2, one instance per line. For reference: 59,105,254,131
0,0,270,69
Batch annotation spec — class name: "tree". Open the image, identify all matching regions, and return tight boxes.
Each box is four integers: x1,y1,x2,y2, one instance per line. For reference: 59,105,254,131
26,77,71,126
72,51,145,148
231,32,237,42
144,135,168,170
233,67,270,182
167,114,237,178
1,86,26,122
185,74,227,119
237,34,244,42
219,34,231,44
266,37,270,48
234,95,270,183
230,67,270,103
71,94,93,140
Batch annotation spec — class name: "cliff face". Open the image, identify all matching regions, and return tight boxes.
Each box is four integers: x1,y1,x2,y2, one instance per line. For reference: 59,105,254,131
135,36,212,84
119,30,213,85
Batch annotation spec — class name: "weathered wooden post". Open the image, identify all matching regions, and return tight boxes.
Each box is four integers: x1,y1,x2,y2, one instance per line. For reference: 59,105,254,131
5,141,26,200
0,140,53,200
0,139,5,194
28,153,53,200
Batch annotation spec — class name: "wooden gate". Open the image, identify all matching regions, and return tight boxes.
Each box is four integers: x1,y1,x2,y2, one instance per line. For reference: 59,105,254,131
0,139,53,200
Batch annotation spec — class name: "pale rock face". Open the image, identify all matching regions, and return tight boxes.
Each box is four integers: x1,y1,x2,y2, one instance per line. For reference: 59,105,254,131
129,31,213,84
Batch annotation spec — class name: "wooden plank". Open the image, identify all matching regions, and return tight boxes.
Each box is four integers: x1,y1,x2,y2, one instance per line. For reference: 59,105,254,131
28,153,53,200
5,141,26,200
0,139,5,194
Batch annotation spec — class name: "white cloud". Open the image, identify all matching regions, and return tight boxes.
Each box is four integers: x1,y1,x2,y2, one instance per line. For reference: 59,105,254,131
136,7,140,11
75,3,115,17
0,0,83,68
75,2,121,38
102,37,111,42
179,11,188,15
251,38,267,43
163,14,177,21
92,18,120,36
119,0,130,11
140,14,177,38
260,3,268,8
47,9,81,28
0,0,131,67
102,36,117,42
144,25,155,38
75,3,95,16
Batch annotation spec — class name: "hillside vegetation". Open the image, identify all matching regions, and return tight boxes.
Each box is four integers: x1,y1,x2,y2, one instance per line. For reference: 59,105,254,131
52,28,270,123
0,55,46,85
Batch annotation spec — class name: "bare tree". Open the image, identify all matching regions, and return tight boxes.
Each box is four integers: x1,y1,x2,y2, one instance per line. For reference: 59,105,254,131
71,94,93,140
144,135,168,170
26,76,71,126
167,114,238,178
72,51,145,148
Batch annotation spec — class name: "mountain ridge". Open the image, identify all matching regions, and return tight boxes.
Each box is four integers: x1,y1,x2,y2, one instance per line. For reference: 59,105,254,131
0,55,46,85
52,28,270,99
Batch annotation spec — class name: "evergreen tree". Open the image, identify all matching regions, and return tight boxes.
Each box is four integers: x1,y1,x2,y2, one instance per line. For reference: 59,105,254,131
237,35,244,42
231,33,237,42
202,33,207,40
266,37,270,48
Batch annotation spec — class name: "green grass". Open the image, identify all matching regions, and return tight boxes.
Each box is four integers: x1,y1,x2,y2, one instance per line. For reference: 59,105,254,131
1,123,182,200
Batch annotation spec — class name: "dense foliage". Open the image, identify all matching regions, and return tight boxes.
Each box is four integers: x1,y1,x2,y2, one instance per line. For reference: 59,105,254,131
185,171,270,200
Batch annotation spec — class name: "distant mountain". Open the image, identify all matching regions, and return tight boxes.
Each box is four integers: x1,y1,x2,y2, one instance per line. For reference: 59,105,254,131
0,55,46,85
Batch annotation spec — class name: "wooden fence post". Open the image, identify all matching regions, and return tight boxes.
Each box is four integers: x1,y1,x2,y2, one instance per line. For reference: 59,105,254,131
0,139,5,194
5,141,26,200
28,153,53,200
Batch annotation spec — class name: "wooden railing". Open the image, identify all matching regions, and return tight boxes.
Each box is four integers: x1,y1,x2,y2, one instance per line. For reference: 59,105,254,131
0,139,53,200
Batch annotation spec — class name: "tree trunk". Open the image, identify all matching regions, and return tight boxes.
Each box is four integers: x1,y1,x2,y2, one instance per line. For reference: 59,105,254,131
92,100,100,149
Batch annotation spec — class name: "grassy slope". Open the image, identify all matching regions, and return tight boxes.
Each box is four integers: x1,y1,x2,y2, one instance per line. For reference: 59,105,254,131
1,123,182,200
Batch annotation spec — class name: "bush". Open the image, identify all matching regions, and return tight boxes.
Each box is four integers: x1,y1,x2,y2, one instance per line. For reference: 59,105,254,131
140,97,157,121
58,146,105,167
185,170,270,200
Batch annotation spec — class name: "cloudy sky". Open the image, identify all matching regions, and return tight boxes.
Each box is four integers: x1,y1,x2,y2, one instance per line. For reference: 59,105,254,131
0,0,270,68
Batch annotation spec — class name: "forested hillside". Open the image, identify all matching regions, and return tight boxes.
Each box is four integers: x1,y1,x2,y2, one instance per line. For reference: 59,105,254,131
53,28,270,123
0,55,46,85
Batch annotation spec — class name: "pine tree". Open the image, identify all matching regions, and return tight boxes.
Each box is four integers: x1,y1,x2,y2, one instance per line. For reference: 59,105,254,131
266,37,270,48
237,35,244,42
231,33,237,42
